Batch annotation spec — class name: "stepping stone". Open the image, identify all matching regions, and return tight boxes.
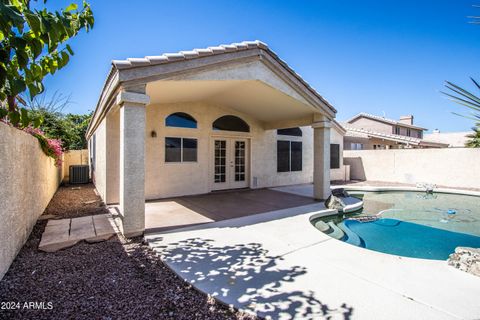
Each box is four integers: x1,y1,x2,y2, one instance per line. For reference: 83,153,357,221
86,214,115,243
39,214,117,252
69,216,95,242
39,219,78,252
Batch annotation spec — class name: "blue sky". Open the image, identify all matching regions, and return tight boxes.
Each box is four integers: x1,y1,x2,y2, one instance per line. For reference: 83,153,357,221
42,0,480,132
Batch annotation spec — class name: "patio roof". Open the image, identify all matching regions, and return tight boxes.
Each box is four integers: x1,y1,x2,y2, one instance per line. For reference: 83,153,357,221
86,40,336,139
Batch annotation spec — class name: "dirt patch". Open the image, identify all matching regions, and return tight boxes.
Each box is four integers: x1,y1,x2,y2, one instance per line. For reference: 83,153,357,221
0,184,255,320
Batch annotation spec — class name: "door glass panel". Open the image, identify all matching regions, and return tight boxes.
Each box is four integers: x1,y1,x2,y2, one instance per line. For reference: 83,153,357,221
214,140,226,183
235,141,246,181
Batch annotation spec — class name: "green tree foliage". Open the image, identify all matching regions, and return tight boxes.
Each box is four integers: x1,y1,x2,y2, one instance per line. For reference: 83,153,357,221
0,0,94,127
465,127,480,148
27,91,91,150
30,109,91,150
443,78,480,148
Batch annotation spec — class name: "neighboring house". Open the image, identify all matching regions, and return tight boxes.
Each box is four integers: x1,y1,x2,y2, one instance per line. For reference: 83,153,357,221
424,130,471,148
86,41,338,236
342,113,448,150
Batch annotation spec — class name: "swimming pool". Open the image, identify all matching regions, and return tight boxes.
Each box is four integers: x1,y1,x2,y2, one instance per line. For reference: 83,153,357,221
311,190,480,260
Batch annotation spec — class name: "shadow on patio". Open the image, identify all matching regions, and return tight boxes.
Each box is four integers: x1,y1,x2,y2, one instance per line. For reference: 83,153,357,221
146,189,316,233
148,237,354,319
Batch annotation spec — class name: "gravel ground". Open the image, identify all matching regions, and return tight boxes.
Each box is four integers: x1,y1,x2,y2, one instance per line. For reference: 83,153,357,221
0,184,256,320
42,183,109,218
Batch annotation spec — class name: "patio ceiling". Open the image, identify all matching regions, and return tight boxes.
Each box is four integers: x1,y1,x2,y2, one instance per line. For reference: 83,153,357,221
146,80,318,125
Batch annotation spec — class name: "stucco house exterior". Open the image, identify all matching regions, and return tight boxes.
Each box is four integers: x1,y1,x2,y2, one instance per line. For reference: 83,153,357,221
86,41,340,236
342,113,448,150
424,130,471,147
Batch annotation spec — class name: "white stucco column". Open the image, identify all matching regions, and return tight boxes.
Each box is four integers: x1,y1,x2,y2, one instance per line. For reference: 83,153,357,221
312,117,331,200
117,90,150,237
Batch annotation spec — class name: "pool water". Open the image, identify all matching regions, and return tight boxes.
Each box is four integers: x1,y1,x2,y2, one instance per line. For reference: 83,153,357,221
312,191,480,260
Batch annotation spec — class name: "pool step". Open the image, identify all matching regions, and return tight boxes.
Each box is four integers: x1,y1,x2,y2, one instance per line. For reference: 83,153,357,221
327,222,345,240
314,220,332,233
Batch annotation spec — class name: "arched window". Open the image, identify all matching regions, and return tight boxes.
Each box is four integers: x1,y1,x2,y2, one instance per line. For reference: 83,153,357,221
212,115,250,132
277,127,302,137
165,112,197,128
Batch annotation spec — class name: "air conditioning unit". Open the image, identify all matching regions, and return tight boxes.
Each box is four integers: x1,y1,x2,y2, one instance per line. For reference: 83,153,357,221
69,165,89,184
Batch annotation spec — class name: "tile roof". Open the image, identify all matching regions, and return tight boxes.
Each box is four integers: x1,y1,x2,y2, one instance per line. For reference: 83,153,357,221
112,41,268,69
343,125,448,147
110,40,335,113
347,112,427,131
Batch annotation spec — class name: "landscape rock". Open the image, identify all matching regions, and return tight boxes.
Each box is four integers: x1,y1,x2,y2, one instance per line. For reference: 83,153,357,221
447,247,480,277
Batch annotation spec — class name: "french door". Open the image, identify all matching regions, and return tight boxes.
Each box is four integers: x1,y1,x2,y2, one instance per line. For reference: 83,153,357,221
212,138,249,190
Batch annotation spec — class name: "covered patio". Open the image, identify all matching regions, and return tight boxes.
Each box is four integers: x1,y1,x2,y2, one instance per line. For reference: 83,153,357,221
144,188,315,233
86,41,336,236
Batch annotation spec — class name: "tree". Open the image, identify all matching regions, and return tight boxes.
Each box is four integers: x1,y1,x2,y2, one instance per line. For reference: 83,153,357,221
0,0,94,128
465,127,480,147
442,78,480,147
26,91,92,150
65,112,91,149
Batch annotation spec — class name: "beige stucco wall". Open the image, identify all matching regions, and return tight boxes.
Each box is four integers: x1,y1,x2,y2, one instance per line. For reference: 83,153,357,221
0,123,62,279
344,148,480,189
92,118,107,201
62,149,89,182
90,101,347,201
144,102,317,199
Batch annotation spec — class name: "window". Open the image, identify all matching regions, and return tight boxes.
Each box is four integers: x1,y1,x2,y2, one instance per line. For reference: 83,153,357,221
212,115,249,132
350,143,363,150
165,112,197,128
406,128,411,137
277,127,302,137
330,144,340,169
165,137,197,162
417,131,423,138
394,126,400,135
277,140,302,172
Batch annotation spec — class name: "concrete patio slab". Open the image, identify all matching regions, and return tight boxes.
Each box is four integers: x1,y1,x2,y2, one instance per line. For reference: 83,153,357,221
146,203,480,319
39,214,115,252
145,189,315,233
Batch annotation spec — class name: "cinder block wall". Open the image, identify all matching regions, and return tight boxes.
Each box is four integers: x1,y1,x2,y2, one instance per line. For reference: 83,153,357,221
344,148,480,189
0,123,62,279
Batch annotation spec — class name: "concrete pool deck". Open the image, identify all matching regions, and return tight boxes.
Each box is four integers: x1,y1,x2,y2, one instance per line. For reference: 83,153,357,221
146,185,480,319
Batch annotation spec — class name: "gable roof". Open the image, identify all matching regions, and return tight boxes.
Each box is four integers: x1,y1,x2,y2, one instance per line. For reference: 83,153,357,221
87,40,336,138
346,112,427,131
343,125,448,147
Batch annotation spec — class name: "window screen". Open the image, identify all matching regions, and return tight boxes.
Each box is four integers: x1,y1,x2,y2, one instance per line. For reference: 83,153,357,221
277,140,302,172
165,137,197,162
182,138,197,162
330,144,340,169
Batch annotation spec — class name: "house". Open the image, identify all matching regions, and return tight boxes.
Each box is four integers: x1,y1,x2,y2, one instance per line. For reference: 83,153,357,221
86,41,339,236
424,129,471,148
342,113,448,150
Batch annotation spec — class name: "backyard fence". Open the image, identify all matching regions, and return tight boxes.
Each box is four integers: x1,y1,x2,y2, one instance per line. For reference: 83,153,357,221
344,148,480,189
0,122,89,279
